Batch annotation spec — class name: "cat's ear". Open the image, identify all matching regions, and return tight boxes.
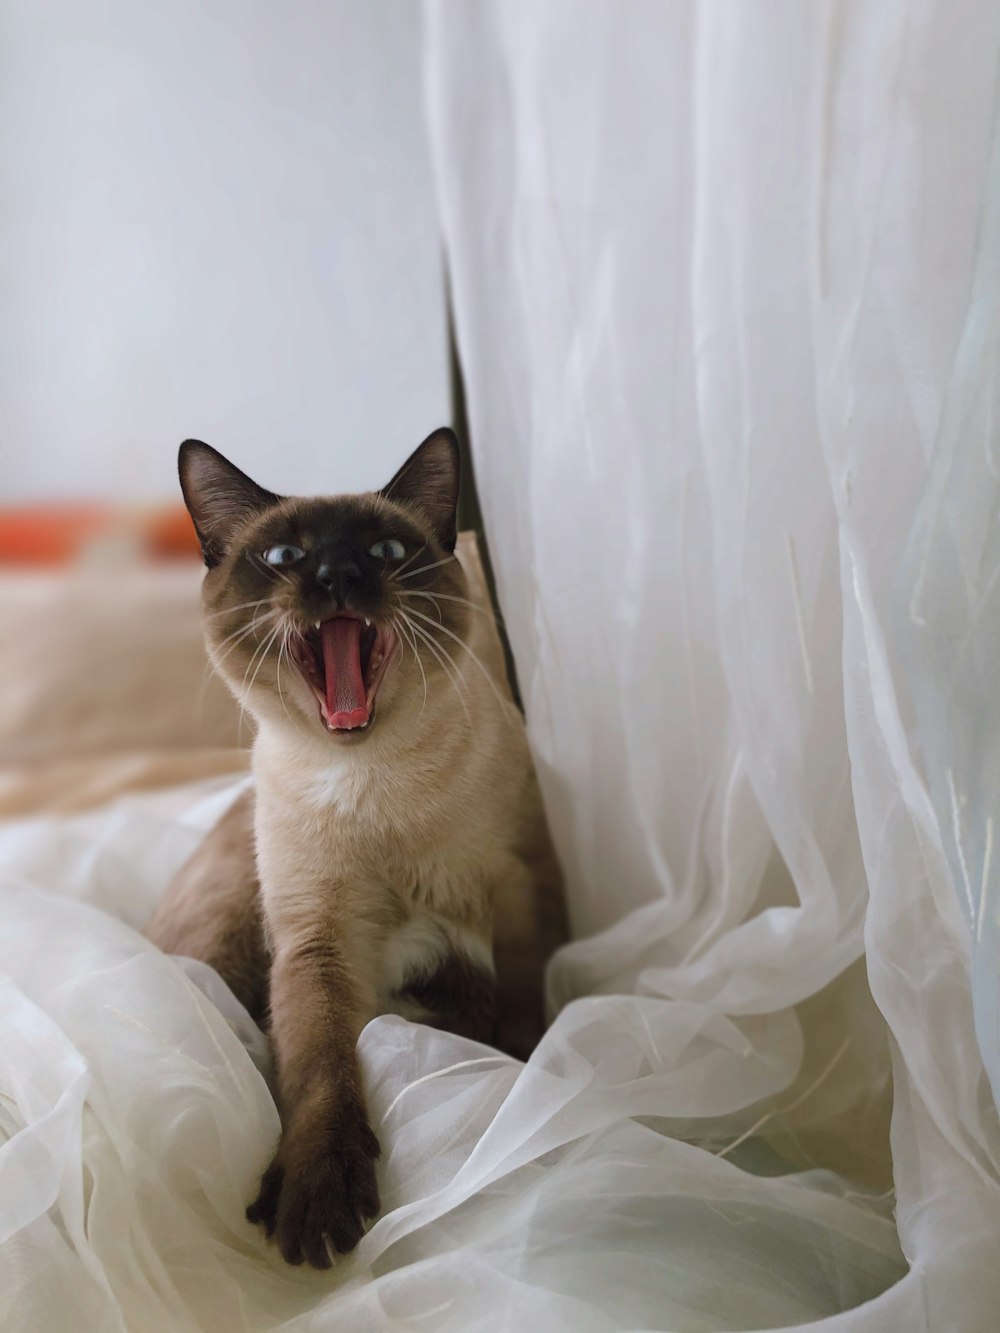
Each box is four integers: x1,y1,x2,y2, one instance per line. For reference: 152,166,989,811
380,427,460,553
178,440,280,568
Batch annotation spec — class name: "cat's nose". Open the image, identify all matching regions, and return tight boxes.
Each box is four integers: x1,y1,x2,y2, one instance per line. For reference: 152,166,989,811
315,558,362,607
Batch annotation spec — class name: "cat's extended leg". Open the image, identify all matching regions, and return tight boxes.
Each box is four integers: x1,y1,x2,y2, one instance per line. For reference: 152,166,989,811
245,892,383,1267
145,788,269,1022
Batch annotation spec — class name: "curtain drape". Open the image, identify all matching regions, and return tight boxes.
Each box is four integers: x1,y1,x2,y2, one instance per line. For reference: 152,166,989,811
424,1,1000,1326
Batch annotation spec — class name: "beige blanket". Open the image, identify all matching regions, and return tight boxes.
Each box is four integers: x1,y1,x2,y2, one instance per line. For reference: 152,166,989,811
0,534,502,818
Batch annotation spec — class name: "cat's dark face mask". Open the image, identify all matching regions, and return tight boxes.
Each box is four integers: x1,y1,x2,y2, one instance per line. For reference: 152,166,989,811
179,429,468,739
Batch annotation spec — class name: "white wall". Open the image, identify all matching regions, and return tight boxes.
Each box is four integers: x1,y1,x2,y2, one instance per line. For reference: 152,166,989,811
0,0,448,501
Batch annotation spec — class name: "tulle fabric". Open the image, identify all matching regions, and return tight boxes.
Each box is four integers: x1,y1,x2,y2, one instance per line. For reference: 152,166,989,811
3,1,1000,1328
422,0,1000,1326
0,782,905,1332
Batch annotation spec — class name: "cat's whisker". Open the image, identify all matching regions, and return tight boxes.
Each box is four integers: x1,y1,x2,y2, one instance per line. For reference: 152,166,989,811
398,610,472,732
197,610,279,722
395,554,458,582
403,615,466,698
236,638,268,742
238,619,284,739
212,609,279,661
400,610,467,689
393,543,427,578
408,631,471,732
204,597,275,622
391,615,428,718
399,589,502,625
401,605,513,724
250,621,284,697
403,592,443,623
241,621,284,736
275,622,294,725
209,614,280,693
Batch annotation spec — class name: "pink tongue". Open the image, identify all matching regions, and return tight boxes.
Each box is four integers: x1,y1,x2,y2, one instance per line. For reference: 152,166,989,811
320,619,369,729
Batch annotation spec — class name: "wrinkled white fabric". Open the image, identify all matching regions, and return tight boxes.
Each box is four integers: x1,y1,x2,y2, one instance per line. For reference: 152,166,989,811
421,0,1000,1327
2,2,1000,1329
0,784,905,1332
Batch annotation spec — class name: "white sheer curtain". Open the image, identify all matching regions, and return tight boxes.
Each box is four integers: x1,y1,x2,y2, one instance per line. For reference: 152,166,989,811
424,0,1000,1326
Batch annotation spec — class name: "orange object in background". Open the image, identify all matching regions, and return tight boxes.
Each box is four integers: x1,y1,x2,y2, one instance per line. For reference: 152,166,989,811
0,505,110,565
146,505,203,560
0,504,201,565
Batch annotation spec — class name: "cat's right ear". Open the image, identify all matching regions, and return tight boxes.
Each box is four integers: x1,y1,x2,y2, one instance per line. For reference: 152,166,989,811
178,440,280,568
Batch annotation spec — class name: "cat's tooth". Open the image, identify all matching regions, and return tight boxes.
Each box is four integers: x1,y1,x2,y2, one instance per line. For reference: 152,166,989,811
314,620,321,629
365,617,371,627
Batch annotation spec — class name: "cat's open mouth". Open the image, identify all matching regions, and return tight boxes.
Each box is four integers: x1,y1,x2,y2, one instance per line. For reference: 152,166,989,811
291,613,396,734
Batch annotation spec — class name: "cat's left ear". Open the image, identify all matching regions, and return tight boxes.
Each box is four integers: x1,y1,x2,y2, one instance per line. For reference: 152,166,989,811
178,440,281,568
380,427,460,553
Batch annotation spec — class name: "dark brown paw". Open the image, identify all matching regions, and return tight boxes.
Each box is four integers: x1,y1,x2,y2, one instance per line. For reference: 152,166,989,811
247,1106,381,1267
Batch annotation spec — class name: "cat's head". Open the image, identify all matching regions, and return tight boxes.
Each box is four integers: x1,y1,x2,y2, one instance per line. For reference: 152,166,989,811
179,428,469,743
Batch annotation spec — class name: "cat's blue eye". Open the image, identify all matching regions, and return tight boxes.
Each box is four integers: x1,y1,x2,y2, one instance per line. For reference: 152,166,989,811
369,538,406,561
263,544,305,566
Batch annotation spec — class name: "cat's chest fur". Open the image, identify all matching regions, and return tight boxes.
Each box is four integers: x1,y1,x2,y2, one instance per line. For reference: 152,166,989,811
252,723,506,925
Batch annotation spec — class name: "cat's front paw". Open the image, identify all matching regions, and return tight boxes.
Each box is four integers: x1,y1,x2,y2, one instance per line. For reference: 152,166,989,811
246,1102,381,1267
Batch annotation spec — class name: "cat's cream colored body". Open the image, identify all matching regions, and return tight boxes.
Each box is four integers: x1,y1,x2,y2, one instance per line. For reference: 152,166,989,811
147,434,565,1266
249,606,550,1047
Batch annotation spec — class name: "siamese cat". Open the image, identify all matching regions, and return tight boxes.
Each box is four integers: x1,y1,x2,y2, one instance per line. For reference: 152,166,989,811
146,428,566,1269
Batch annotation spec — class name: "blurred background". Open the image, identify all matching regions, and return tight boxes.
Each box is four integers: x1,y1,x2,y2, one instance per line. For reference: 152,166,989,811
0,2,463,794
0,0,448,508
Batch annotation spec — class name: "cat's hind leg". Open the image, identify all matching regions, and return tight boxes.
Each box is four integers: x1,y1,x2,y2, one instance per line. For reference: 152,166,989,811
392,948,498,1046
381,914,497,1047
146,787,269,1023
